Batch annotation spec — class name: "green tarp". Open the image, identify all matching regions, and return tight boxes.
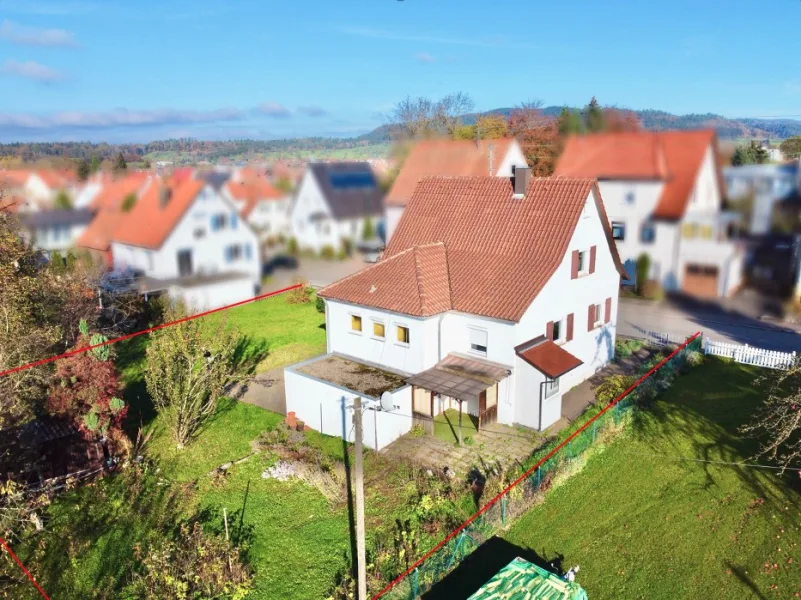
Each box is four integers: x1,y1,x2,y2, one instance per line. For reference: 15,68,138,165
467,557,588,600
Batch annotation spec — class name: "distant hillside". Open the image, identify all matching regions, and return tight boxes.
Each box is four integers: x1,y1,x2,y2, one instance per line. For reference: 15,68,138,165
360,107,801,143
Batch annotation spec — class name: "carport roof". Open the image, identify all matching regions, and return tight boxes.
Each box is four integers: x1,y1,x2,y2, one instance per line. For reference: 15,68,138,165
405,353,510,403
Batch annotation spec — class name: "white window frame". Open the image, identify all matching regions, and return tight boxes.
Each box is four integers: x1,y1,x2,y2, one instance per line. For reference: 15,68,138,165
394,323,410,347
350,313,363,335
468,326,488,357
577,250,589,276
552,318,566,344
544,378,560,399
371,319,385,341
593,302,603,328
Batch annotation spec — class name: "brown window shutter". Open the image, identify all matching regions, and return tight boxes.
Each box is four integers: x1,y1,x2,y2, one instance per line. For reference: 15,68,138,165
546,321,554,341
566,313,574,342
605,297,612,324
588,304,595,331
589,245,597,274
571,250,579,279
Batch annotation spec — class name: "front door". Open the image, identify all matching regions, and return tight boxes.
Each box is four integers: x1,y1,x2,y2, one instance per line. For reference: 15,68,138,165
177,249,193,277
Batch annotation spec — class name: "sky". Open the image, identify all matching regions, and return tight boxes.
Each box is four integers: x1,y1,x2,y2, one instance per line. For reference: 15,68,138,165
1,0,800,143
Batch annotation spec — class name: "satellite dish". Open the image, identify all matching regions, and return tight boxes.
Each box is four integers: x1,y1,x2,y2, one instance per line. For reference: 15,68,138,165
380,391,395,411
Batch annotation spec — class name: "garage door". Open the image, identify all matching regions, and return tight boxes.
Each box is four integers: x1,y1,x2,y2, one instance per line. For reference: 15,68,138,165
683,264,718,298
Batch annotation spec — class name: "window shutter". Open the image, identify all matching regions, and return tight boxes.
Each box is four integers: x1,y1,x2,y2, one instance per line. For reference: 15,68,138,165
587,304,595,331
605,297,612,324
546,321,554,341
566,313,574,342
589,246,597,274
571,250,579,279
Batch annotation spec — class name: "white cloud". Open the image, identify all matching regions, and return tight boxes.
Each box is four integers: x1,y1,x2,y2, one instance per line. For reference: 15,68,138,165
257,102,292,118
297,105,329,117
0,19,78,47
0,107,245,129
414,52,435,63
1,59,65,82
336,26,536,50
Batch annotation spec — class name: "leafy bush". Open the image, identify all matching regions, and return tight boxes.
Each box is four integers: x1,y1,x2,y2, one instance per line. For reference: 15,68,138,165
687,350,705,367
320,245,336,260
595,375,636,406
315,296,325,314
636,253,650,294
126,522,252,600
287,281,312,304
615,338,643,359
640,279,664,300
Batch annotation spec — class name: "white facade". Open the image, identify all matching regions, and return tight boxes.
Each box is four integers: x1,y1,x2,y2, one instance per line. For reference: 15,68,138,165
28,222,88,254
169,276,256,312
112,185,261,285
245,197,292,238
290,170,377,253
293,187,620,436
604,145,742,296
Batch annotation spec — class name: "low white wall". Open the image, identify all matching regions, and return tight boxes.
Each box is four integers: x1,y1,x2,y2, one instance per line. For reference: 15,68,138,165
284,364,412,451
170,277,255,313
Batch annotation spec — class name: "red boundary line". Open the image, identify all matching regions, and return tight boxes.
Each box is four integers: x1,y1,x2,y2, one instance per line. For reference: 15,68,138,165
0,538,50,599
0,283,302,379
372,331,702,599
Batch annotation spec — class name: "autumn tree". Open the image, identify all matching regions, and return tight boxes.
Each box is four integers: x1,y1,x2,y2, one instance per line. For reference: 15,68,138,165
114,152,128,173
76,158,90,182
145,304,242,448
740,363,801,472
557,108,584,136
391,92,474,140
507,100,560,176
779,136,801,160
475,114,510,139
603,108,641,132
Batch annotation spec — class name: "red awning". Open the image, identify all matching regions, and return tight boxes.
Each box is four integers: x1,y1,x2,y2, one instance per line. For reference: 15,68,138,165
516,339,583,379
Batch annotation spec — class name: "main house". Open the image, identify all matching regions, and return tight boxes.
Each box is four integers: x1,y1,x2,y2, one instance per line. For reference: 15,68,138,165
109,174,262,311
284,168,625,450
290,162,384,253
555,129,744,298
384,138,528,242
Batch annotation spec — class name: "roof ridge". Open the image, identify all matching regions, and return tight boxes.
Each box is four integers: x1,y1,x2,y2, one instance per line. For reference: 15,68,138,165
412,246,426,315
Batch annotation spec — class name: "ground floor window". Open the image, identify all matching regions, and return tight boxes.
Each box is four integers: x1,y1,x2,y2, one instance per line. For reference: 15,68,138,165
544,378,559,399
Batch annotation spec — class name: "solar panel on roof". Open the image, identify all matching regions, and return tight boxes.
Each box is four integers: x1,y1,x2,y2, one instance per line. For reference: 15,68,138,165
329,172,375,189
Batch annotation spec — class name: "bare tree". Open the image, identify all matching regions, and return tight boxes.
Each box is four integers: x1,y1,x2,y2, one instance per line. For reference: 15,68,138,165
740,364,801,472
434,92,475,137
390,92,475,140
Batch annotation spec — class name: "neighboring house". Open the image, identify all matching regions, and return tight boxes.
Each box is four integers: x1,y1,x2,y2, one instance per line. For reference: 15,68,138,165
384,138,528,242
76,173,153,267
19,208,94,257
290,162,384,253
284,168,625,450
223,172,290,238
724,162,799,235
745,234,801,297
24,170,77,207
109,176,262,311
555,129,744,298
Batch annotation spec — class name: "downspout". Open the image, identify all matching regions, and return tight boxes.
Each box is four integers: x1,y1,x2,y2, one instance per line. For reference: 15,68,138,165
538,382,543,431
437,314,444,362
325,300,330,354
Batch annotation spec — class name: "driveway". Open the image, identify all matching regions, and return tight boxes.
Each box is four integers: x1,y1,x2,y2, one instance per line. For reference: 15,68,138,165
618,295,801,352
262,256,367,292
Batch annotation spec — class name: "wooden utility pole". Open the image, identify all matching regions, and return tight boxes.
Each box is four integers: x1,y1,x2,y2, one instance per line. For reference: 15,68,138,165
353,397,367,600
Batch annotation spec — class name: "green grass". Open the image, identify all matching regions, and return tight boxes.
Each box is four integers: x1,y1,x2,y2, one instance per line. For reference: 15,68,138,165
504,359,801,599
434,408,479,445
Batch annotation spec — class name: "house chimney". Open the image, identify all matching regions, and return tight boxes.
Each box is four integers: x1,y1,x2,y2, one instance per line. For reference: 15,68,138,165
159,185,172,208
513,165,530,198
488,143,495,176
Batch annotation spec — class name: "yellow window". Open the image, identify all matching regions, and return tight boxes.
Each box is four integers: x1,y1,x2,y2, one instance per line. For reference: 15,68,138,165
700,225,713,239
373,322,385,338
396,325,410,344
351,315,362,332
682,223,698,239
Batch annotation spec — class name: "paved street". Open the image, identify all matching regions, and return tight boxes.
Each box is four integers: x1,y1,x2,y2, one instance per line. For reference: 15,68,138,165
618,297,801,352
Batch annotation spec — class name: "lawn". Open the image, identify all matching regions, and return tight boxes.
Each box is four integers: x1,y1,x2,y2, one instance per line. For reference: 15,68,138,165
435,408,479,445
504,358,801,599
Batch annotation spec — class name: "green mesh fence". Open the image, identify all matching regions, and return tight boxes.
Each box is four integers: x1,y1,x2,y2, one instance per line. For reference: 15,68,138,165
379,335,702,600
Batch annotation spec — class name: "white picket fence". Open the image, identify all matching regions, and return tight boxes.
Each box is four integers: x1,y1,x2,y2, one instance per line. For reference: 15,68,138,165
619,331,686,348
703,338,797,370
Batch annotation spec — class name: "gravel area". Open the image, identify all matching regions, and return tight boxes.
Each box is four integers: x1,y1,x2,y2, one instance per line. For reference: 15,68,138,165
297,355,407,397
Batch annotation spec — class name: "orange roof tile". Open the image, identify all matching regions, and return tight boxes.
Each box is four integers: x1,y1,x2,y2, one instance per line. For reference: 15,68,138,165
226,178,285,218
516,338,583,379
321,176,626,322
90,172,150,211
386,138,517,207
111,177,205,249
554,129,721,220
0,169,32,187
77,210,126,252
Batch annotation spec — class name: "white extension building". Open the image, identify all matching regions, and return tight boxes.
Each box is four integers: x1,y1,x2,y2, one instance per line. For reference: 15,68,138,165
110,175,262,311
384,138,528,243
290,162,384,253
556,129,744,298
284,167,625,449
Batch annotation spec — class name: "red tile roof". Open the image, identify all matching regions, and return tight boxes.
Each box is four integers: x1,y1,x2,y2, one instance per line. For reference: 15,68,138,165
554,129,721,220
90,172,150,211
516,338,583,379
110,177,205,249
226,178,285,218
0,169,32,188
386,138,517,207
321,176,626,322
77,210,126,252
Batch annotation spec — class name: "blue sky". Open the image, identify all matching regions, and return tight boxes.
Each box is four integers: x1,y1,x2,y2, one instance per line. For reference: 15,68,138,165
1,0,800,143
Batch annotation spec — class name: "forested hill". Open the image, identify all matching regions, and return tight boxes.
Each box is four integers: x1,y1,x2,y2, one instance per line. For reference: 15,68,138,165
1,109,799,163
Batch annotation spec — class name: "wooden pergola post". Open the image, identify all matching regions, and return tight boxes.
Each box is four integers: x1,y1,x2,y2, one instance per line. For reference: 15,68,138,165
458,399,463,446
